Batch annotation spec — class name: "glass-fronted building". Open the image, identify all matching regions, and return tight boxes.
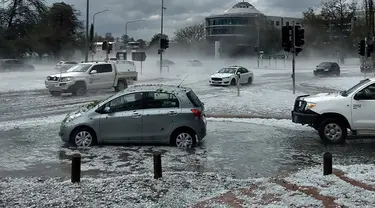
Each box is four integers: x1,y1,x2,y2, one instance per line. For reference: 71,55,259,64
205,1,302,57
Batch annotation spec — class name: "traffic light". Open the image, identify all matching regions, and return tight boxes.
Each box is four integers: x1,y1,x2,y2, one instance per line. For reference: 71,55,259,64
282,26,292,52
89,24,94,43
294,25,305,47
358,40,365,56
367,44,373,57
102,41,108,50
108,43,113,51
160,38,169,49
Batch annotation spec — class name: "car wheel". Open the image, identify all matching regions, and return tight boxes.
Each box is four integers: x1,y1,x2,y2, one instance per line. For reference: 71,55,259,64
313,71,317,76
171,130,196,149
72,83,87,96
318,118,347,144
247,77,253,85
50,91,62,96
114,80,127,92
336,71,340,76
230,79,236,86
70,127,96,147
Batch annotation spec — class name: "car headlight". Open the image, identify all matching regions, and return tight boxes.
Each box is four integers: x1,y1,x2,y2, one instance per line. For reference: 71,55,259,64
63,112,82,123
222,77,230,79
60,77,74,82
306,102,316,109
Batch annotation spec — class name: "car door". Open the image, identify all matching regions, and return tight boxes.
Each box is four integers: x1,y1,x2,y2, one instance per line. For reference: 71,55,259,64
99,92,144,142
237,68,248,83
142,91,181,143
351,83,375,130
88,64,113,89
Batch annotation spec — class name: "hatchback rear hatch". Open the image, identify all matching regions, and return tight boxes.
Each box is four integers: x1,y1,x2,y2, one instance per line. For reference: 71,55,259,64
186,89,205,112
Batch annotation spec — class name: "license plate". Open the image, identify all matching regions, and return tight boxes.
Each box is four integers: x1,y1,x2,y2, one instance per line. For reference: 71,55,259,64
55,83,60,87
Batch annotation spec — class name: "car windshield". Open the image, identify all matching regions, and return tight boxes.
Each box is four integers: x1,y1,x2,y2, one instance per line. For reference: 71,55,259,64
67,64,92,72
218,68,236,73
318,62,331,67
341,78,371,97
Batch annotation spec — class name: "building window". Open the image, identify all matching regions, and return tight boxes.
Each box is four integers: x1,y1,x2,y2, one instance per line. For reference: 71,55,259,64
276,21,280,26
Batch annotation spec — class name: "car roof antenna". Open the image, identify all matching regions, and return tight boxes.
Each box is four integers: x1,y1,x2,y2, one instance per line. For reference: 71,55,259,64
177,74,189,88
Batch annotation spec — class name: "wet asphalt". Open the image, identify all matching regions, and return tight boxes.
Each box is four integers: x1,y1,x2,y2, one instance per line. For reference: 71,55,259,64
0,66,374,179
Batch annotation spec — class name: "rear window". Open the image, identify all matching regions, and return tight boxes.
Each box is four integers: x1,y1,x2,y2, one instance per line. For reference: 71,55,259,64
65,61,77,64
186,90,202,107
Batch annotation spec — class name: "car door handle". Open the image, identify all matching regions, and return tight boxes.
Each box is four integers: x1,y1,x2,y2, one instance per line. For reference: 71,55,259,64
168,111,178,116
132,113,142,118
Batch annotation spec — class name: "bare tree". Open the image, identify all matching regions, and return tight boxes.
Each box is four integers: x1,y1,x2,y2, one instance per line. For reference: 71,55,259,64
173,23,205,45
320,0,357,43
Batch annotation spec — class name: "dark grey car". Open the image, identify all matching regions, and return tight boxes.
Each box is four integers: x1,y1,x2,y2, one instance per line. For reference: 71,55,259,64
313,62,340,76
59,84,207,148
0,59,35,72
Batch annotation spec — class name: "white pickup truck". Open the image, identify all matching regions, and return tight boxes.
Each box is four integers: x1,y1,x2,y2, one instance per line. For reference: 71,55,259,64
45,62,138,96
292,77,375,144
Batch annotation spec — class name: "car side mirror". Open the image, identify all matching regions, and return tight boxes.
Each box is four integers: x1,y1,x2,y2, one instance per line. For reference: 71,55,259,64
90,70,97,74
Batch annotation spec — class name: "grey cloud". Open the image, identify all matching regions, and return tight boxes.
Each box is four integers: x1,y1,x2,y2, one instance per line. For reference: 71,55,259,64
45,0,312,41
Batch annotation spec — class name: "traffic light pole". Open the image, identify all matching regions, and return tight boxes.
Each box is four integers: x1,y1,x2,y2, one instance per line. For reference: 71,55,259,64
292,21,296,95
159,0,164,74
365,37,368,79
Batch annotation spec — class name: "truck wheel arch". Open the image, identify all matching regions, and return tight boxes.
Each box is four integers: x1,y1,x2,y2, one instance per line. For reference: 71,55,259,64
315,112,351,130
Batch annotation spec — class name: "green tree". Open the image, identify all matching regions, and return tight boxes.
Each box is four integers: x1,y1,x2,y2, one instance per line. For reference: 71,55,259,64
32,2,83,59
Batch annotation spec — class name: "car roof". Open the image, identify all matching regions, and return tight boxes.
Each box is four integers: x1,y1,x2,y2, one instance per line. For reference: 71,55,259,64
119,84,192,95
226,65,243,68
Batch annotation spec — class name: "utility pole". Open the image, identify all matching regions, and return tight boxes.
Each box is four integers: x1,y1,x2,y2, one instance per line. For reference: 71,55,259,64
84,0,89,62
292,21,296,95
159,0,164,74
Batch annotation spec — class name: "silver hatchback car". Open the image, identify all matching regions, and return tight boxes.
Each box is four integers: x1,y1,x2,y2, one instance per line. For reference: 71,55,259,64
59,84,207,148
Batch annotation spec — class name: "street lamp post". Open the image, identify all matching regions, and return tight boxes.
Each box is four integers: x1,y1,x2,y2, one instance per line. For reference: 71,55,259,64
125,20,145,38
84,0,89,62
92,9,110,60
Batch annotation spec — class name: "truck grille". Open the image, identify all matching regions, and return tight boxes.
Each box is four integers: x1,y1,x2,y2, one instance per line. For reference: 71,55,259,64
211,78,222,81
293,95,309,112
47,76,60,81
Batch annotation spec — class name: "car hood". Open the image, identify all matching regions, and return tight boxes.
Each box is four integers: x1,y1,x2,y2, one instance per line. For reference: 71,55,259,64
302,92,342,102
211,73,234,78
49,71,85,77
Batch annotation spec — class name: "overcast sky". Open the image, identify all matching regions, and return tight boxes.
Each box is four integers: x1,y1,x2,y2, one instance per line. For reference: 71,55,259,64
45,0,321,41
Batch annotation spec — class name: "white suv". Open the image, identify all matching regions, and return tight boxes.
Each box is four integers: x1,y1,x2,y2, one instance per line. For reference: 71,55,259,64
292,77,375,144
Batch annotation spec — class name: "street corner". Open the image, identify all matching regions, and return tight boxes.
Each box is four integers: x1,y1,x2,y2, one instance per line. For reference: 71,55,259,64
192,164,375,208
58,144,209,175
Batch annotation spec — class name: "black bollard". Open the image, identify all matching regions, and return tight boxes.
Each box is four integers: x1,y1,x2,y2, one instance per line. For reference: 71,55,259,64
71,153,81,183
323,152,332,175
153,152,162,179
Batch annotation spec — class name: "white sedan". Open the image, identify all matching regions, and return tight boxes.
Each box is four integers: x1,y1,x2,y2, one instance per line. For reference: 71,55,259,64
209,66,253,86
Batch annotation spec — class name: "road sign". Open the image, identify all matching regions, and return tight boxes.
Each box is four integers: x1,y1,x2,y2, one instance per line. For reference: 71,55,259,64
132,52,147,61
260,54,288,59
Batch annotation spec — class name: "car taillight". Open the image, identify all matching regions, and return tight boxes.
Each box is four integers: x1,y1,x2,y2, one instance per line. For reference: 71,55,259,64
191,109,203,119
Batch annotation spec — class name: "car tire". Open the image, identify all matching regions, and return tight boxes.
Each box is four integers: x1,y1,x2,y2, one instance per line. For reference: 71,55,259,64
247,77,253,85
313,71,317,76
114,80,127,92
336,71,340,76
230,79,236,86
50,91,62,96
170,129,197,149
72,83,87,96
318,118,347,144
70,127,97,147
